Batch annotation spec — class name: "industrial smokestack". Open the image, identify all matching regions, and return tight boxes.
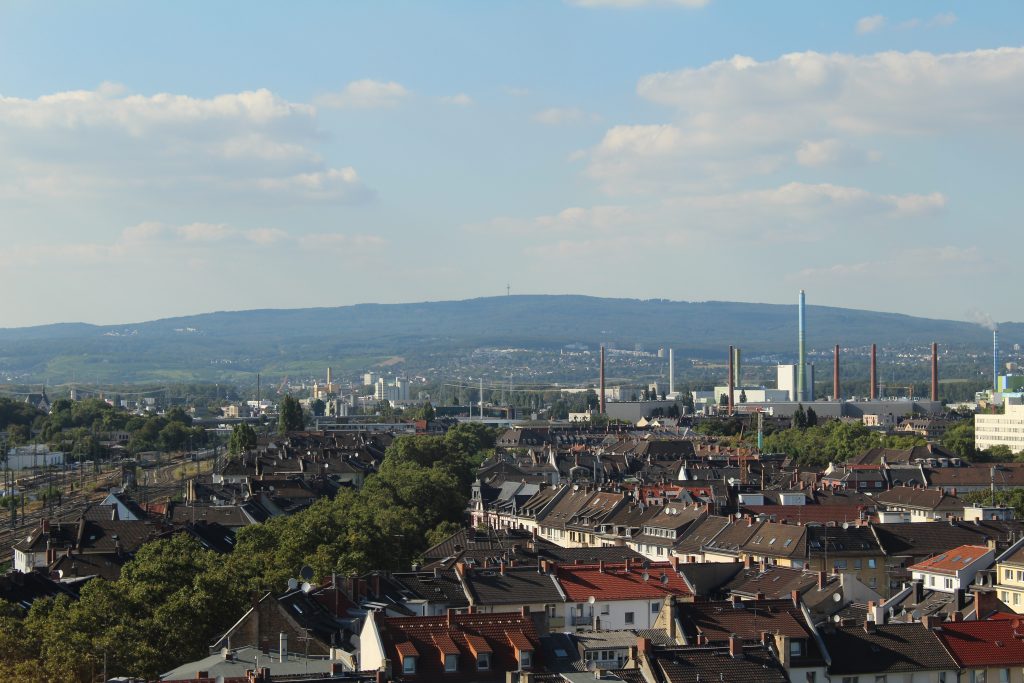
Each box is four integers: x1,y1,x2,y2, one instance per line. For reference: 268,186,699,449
728,345,735,416
600,345,606,414
994,329,1000,392
733,348,742,388
931,342,939,402
870,344,877,401
798,290,806,402
669,348,675,396
833,345,840,401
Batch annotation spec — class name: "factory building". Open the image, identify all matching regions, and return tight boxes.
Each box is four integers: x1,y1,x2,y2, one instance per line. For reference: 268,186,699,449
777,363,815,402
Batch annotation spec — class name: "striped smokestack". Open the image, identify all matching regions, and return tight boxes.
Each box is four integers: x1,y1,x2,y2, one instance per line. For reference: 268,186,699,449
931,342,939,402
797,290,806,402
833,345,840,400
994,329,1000,392
600,345,606,414
870,343,877,401
669,348,675,396
727,345,735,416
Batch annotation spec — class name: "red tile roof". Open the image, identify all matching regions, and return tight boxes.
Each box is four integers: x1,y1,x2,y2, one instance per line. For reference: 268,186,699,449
936,620,1024,666
380,612,539,681
908,545,992,575
556,562,691,602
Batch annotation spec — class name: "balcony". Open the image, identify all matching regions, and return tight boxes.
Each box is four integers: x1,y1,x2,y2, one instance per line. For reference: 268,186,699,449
571,615,593,627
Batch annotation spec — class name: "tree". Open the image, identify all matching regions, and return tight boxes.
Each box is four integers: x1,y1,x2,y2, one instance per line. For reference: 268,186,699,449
791,404,807,430
739,390,747,404
278,395,304,434
806,407,818,428
228,423,257,455
942,421,977,460
310,398,326,417
420,401,435,422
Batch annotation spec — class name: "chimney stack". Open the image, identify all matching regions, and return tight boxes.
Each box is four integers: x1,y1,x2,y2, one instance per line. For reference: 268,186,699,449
728,345,735,416
870,344,877,401
833,345,840,400
798,290,807,403
994,329,1000,392
728,633,744,659
600,345,606,415
931,342,939,402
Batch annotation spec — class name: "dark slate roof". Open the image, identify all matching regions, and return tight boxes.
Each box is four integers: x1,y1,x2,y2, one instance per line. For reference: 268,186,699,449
50,552,126,581
806,526,881,556
872,521,993,558
721,565,819,600
652,645,790,683
0,570,78,613
676,562,745,598
876,487,964,512
392,569,470,609
461,565,563,606
674,516,731,555
821,623,958,675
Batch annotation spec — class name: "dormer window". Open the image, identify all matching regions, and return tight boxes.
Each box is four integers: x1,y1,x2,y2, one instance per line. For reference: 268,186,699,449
790,640,803,657
477,652,490,670
403,656,417,674
445,654,458,672
520,649,532,669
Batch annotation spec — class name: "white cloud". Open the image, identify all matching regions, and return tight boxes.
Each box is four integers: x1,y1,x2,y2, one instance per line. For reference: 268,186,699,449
585,47,1024,193
177,223,234,242
533,107,598,125
0,84,373,205
569,0,709,8
856,15,886,34
316,79,410,109
440,93,473,106
929,12,957,27
253,167,372,202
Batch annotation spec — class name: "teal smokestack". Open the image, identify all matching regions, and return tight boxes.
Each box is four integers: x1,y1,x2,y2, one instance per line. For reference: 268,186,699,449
797,290,806,402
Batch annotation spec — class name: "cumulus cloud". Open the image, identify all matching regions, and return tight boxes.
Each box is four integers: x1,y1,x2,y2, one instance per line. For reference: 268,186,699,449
584,47,1024,193
252,167,373,203
316,79,410,109
533,107,598,125
856,15,886,34
440,93,473,106
0,84,373,205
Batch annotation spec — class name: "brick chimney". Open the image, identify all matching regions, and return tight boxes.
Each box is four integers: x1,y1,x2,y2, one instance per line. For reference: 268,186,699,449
728,633,744,659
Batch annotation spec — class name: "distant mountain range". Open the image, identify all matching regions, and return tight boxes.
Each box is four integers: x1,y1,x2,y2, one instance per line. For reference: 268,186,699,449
0,295,1016,384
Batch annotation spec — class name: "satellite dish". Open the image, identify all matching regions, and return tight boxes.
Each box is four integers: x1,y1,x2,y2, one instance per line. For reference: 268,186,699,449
287,578,298,591
832,592,842,603
588,595,596,605
660,573,670,585
642,559,651,570
642,572,650,582
833,614,841,623
842,522,850,530
301,582,312,593
300,566,315,581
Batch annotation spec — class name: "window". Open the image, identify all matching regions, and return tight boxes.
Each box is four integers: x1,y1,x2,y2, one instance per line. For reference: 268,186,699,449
930,576,936,586
874,676,887,683
999,668,1009,683
477,653,490,671
868,559,876,569
403,656,417,674
652,602,660,613
790,640,803,657
1006,569,1013,580
1015,592,1020,606
519,650,532,669
835,560,848,570
971,670,987,683
944,578,953,589
854,559,862,570
806,673,816,683
601,604,610,615
445,654,457,673
842,677,859,683
625,612,635,625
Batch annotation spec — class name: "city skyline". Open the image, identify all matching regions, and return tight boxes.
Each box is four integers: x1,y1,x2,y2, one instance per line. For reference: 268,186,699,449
1,1,1022,327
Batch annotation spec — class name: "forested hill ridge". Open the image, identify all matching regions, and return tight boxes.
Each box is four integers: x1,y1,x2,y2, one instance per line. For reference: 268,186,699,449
0,295,1017,384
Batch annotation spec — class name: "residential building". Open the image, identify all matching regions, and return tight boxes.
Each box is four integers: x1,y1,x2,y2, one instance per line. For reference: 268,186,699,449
908,544,995,593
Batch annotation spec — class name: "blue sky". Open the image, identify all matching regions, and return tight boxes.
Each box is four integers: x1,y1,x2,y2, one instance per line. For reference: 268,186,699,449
0,0,1021,327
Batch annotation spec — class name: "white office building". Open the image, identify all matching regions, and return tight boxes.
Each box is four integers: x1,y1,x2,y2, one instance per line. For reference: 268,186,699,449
975,394,1024,452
